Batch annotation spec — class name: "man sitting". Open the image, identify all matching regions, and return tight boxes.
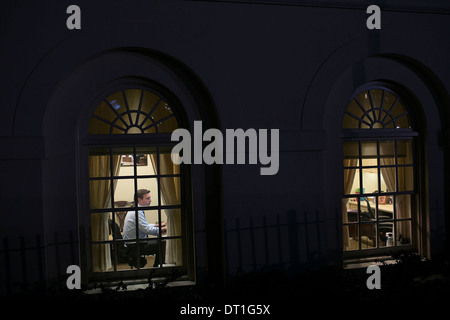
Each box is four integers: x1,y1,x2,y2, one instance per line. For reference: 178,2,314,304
122,189,166,268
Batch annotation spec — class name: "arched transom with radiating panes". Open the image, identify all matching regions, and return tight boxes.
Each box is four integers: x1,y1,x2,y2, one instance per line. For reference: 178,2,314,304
343,88,411,129
89,88,178,134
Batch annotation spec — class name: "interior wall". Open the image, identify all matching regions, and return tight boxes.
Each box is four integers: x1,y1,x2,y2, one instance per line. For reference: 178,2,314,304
114,154,162,224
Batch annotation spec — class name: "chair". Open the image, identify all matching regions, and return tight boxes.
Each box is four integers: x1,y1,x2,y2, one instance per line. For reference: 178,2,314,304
347,198,393,243
363,198,393,244
108,219,129,264
114,200,131,232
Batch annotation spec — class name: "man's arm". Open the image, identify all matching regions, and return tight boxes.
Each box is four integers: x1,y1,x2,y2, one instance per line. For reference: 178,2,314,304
137,212,159,236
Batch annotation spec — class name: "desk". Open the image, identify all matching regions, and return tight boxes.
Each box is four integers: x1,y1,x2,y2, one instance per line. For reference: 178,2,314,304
348,200,393,214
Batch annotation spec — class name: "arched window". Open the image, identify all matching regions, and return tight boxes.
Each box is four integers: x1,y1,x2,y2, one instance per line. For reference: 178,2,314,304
86,84,190,280
342,85,418,257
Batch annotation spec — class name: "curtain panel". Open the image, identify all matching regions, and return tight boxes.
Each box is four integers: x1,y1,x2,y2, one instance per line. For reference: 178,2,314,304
151,153,182,266
89,155,121,272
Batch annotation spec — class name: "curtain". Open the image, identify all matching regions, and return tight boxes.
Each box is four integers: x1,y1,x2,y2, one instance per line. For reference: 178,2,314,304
342,159,357,250
380,158,411,243
151,153,182,266
89,154,121,272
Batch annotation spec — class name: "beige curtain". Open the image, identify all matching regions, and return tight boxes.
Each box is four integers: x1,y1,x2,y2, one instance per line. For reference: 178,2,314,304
381,158,411,245
343,159,357,250
380,158,412,243
397,157,412,242
151,153,182,266
89,155,121,272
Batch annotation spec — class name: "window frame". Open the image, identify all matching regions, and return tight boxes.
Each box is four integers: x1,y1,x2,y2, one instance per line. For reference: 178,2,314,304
341,83,421,259
79,80,195,284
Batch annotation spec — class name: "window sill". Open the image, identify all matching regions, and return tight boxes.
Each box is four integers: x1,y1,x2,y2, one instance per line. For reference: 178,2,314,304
84,277,195,295
343,255,398,269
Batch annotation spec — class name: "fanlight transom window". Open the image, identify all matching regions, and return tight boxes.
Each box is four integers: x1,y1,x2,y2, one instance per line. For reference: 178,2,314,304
89,88,178,134
343,88,411,129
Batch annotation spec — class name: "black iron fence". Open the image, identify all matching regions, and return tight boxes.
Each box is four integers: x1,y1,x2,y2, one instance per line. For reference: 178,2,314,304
0,208,353,295
0,231,78,295
224,209,341,275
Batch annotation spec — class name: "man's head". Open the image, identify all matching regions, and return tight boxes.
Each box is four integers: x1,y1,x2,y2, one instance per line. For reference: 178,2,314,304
136,189,151,206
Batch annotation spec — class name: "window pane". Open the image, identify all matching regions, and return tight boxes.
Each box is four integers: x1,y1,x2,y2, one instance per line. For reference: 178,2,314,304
139,90,162,116
142,124,157,134
143,209,160,233
91,212,113,272
91,243,113,272
398,140,413,165
115,147,135,170
123,89,143,111
361,141,377,166
345,199,359,222
159,148,181,176
382,90,397,112
119,154,133,167
379,140,396,165
356,91,371,112
125,238,161,269
347,98,365,118
164,239,183,266
135,147,157,176
398,166,414,192
360,198,376,221
360,116,372,129
360,223,376,249
135,154,155,176
163,209,183,266
91,212,112,240
137,178,159,206
160,177,181,205
344,224,359,251
378,224,394,247
113,204,131,232
163,208,182,236
93,100,120,124
105,91,128,117
89,148,119,176
377,196,393,220
395,195,412,219
390,101,410,128
370,89,384,109
89,155,112,178
397,221,412,245
156,115,178,133
114,178,135,205
344,168,359,195
380,166,396,193
343,141,359,166
151,101,174,125
362,168,378,194
90,180,112,209
123,210,138,241
135,154,149,167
